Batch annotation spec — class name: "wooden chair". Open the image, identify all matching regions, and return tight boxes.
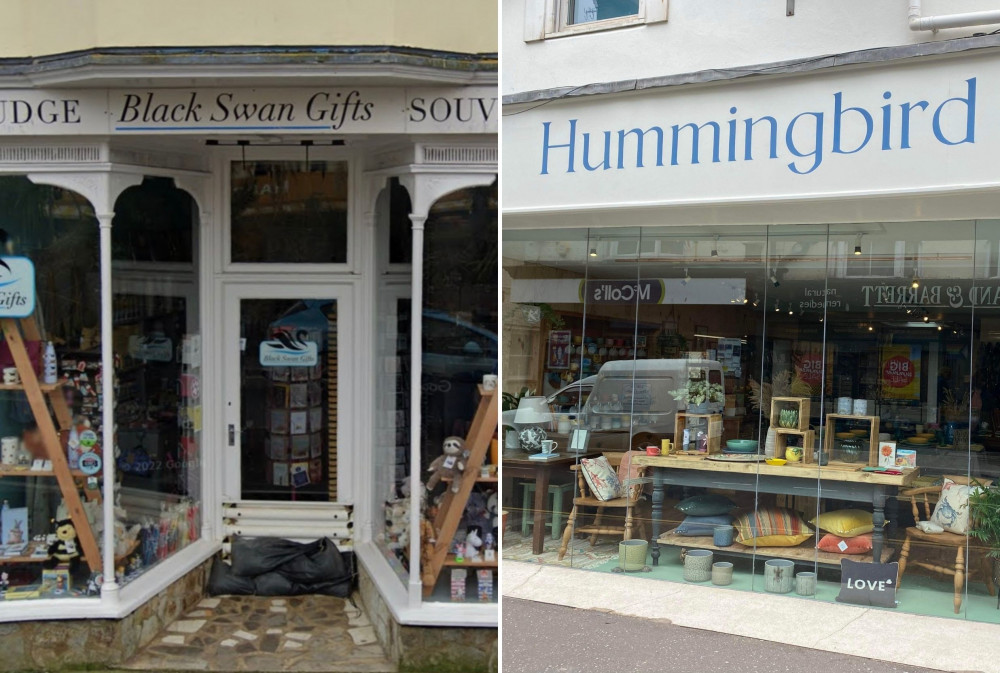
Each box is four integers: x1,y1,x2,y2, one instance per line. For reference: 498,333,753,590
897,475,996,613
557,451,648,560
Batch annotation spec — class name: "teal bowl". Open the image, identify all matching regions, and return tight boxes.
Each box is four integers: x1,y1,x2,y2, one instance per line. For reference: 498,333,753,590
726,439,759,453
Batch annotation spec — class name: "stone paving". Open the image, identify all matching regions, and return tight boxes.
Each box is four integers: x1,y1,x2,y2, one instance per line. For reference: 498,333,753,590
122,595,395,672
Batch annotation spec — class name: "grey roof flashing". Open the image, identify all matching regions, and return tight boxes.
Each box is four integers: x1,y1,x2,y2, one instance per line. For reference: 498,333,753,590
503,33,1000,105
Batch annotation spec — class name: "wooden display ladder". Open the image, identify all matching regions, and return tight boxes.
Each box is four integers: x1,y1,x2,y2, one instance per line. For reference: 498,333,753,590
0,315,101,573
422,385,498,596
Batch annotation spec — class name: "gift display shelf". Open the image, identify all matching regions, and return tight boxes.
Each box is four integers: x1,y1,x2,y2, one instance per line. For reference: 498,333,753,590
0,467,89,478
442,553,497,568
0,538,139,566
0,380,64,392
657,527,894,566
441,475,499,483
0,315,102,573
423,385,499,596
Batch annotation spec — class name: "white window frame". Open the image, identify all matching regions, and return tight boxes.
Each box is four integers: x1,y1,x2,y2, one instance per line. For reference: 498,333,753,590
525,0,668,41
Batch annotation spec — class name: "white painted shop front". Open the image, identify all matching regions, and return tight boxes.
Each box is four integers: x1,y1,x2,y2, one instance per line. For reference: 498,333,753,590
0,76,497,629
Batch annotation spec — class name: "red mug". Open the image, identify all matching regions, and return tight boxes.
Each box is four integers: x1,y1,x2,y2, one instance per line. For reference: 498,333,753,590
645,445,660,456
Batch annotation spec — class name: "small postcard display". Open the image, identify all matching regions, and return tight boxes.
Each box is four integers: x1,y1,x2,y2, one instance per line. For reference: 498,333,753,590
263,324,327,491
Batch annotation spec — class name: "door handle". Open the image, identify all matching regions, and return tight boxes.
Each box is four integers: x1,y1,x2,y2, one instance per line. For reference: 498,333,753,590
228,424,236,446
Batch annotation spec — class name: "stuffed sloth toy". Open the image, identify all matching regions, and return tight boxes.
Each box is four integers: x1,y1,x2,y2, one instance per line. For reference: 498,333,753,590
426,436,467,493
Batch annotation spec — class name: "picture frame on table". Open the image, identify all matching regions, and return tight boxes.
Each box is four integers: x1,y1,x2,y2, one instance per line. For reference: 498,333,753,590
569,428,589,453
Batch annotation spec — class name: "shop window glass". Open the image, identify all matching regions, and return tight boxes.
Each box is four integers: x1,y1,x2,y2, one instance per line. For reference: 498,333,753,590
568,0,639,24
388,178,412,266
502,219,1000,623
230,161,348,264
0,176,103,600
112,177,201,585
422,184,497,601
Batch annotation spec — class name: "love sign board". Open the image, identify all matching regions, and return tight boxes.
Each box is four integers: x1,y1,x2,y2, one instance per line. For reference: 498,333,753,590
836,559,898,608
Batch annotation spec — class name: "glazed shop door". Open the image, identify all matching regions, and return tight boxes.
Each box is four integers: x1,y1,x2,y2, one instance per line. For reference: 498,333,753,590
223,283,351,502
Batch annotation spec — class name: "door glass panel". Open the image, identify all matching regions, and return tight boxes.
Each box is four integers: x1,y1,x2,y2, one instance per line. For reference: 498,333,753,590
230,160,348,264
239,298,337,501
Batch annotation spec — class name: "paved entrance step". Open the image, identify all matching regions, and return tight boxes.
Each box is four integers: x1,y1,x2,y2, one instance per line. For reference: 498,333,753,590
122,594,395,672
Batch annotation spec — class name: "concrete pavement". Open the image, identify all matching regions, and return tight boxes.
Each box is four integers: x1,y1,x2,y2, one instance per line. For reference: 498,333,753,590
503,598,943,673
503,561,999,673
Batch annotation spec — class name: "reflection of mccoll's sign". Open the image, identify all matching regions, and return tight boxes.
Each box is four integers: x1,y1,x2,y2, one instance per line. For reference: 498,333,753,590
580,279,664,304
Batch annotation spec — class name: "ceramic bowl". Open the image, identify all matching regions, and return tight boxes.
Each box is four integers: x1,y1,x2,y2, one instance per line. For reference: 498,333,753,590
906,436,929,444
726,439,759,453
850,429,868,436
765,458,787,466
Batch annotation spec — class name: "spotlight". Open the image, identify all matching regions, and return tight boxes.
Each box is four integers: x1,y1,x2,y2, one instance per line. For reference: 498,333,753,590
770,272,780,288
854,233,863,256
923,313,930,323
868,325,874,332
774,299,780,313
912,277,920,289
788,303,793,315
711,236,719,257
589,247,598,258
938,325,943,331
743,297,749,304
681,268,691,286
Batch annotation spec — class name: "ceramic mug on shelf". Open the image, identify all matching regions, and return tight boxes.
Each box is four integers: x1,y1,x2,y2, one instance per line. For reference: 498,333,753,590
540,439,558,455
645,444,660,456
482,374,498,391
2,367,18,385
0,436,17,465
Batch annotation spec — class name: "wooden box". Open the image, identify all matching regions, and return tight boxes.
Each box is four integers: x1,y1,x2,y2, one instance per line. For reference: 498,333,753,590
770,396,811,431
823,414,880,467
774,428,816,463
674,412,723,454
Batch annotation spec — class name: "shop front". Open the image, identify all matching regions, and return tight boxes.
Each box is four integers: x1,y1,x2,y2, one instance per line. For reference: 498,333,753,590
0,54,497,669
502,45,1000,623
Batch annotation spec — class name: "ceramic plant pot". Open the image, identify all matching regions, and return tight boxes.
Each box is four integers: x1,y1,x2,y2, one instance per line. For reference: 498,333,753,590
711,561,734,586
764,559,795,594
682,549,713,582
713,525,734,547
618,540,648,572
796,571,817,596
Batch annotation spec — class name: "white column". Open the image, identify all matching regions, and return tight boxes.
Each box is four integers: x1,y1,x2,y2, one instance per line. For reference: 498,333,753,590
97,211,119,600
407,212,426,608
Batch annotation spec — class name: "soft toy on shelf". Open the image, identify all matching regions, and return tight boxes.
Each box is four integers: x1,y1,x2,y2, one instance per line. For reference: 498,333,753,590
46,518,81,571
465,526,483,562
426,436,467,493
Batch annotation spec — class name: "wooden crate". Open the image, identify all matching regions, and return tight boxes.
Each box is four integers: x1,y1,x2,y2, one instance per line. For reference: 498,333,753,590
823,414,880,467
774,428,816,463
770,396,811,431
674,412,723,454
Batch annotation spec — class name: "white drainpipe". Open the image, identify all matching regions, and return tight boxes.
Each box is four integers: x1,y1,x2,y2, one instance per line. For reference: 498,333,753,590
909,0,1000,32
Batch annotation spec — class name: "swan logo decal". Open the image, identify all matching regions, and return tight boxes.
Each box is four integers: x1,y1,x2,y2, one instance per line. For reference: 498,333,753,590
0,256,34,318
259,329,318,367
127,334,173,362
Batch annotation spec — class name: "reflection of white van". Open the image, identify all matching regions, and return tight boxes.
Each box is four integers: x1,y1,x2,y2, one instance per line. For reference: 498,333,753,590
581,359,724,435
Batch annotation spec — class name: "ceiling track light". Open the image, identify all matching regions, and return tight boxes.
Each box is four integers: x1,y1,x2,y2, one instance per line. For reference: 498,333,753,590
681,268,691,286
912,268,920,289
774,299,780,312
710,235,719,257
589,247,598,258
788,303,793,315
854,233,863,256
770,270,780,288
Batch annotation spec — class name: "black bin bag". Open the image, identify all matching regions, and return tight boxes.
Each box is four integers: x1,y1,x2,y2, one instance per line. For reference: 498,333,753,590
208,536,352,596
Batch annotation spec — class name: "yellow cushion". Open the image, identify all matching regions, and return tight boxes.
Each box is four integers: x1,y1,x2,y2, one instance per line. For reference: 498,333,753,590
736,533,813,547
809,509,873,538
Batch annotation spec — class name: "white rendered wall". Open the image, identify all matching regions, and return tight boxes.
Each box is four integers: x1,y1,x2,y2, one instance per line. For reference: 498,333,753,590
504,0,1000,96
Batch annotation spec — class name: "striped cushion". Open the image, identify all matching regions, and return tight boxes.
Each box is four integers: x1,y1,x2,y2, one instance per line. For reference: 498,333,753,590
733,508,813,547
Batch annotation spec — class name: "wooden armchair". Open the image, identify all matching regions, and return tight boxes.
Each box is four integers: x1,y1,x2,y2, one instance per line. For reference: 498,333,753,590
897,475,996,613
557,451,648,561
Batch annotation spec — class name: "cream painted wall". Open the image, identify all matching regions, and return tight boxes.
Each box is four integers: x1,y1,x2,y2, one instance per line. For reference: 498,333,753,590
505,0,1000,95
0,0,497,57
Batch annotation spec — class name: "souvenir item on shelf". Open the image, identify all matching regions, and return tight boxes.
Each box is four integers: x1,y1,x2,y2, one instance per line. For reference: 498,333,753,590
0,437,17,465
895,449,916,468
450,568,467,601
42,341,57,385
477,569,494,601
46,518,80,571
464,526,483,562
426,436,467,494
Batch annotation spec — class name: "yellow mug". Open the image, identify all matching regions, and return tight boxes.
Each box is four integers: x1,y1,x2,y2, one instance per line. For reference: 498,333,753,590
661,438,672,455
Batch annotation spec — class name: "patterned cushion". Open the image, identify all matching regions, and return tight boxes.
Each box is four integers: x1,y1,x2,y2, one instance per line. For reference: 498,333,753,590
733,508,813,547
616,450,644,500
817,533,873,555
930,478,974,534
579,456,623,501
